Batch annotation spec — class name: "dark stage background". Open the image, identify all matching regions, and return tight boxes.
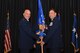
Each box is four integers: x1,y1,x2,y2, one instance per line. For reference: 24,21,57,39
0,0,80,53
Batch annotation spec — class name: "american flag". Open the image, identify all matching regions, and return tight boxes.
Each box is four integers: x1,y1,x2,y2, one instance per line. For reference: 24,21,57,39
4,12,11,53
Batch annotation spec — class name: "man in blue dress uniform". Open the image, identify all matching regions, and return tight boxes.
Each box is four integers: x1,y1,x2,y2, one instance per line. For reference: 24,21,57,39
42,9,63,53
18,9,38,53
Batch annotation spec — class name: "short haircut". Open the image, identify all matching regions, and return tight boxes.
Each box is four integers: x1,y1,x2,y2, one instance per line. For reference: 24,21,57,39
22,8,31,13
49,8,58,16
49,8,57,13
24,9,30,13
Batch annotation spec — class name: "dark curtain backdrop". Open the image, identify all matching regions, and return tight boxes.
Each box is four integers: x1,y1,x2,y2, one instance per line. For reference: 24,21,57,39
0,0,80,53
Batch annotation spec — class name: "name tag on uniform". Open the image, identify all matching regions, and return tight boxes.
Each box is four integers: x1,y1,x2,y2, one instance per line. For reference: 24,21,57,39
49,22,53,26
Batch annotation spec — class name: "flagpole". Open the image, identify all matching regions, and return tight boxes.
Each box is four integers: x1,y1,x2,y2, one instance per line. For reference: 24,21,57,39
37,25,45,53
73,13,76,53
40,36,44,53
37,36,44,53
71,42,75,53
74,47,76,53
37,0,45,53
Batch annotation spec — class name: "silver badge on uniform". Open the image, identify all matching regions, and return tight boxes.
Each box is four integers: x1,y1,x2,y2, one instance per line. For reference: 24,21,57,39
49,22,53,26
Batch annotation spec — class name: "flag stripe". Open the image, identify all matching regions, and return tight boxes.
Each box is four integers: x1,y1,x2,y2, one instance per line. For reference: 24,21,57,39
4,29,11,53
4,41,8,51
6,30,11,47
5,34,9,51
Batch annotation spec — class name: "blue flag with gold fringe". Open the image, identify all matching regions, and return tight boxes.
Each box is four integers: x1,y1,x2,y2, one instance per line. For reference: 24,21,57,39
37,0,46,37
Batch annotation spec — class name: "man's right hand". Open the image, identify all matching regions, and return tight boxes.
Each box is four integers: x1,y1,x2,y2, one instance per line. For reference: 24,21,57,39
36,31,40,35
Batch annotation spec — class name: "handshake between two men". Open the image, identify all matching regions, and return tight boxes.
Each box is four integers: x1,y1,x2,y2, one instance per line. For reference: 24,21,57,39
36,24,47,45
19,9,63,53
35,24,48,53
